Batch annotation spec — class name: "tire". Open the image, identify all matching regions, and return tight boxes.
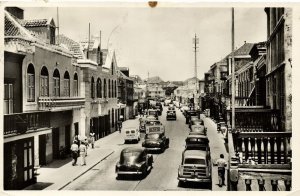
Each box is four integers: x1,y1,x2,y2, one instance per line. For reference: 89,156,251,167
178,180,184,187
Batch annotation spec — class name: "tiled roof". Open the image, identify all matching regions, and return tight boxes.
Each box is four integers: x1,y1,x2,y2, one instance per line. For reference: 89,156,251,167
56,34,85,59
23,19,48,27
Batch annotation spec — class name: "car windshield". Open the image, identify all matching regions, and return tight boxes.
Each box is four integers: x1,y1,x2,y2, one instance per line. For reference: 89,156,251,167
184,158,206,165
120,151,142,164
145,133,160,140
192,121,202,125
192,127,205,132
146,121,160,125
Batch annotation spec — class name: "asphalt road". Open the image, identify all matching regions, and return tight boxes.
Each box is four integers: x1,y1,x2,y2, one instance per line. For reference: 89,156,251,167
62,106,211,191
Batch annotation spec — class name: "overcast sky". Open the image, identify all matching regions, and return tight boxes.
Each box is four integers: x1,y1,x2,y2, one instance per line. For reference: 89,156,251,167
23,6,266,81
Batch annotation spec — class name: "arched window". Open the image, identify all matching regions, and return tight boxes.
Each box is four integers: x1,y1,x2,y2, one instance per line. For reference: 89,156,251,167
115,80,117,98
104,79,107,98
40,66,49,97
64,71,70,97
112,108,114,128
74,73,78,97
111,81,114,98
27,64,35,101
108,80,111,98
91,77,95,99
97,78,102,98
53,69,60,97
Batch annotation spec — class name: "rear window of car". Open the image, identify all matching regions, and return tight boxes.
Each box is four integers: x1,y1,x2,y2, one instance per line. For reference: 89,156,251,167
126,131,130,134
131,130,135,133
184,158,206,165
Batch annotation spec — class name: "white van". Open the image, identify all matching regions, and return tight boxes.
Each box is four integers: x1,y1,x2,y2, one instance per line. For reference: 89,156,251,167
124,128,140,143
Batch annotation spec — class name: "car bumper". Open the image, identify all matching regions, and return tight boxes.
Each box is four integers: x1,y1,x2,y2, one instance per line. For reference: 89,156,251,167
117,171,143,175
177,177,211,183
144,147,162,151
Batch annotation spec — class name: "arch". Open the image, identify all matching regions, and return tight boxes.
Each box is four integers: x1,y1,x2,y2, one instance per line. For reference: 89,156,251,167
53,69,60,96
91,76,95,98
27,64,35,101
40,66,49,97
63,71,70,96
74,73,79,97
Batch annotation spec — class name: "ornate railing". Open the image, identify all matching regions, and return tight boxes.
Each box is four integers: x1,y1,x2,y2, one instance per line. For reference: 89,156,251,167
4,111,51,135
38,97,85,111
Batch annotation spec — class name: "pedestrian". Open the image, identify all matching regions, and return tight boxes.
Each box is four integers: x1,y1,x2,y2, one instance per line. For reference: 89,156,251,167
216,154,227,187
79,141,87,166
84,138,89,156
90,132,95,149
118,120,122,133
70,141,79,166
73,134,79,145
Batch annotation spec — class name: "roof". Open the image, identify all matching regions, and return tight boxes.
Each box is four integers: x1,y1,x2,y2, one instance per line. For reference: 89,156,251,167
183,150,207,158
57,34,85,59
80,39,100,50
121,147,144,153
23,18,55,27
184,77,200,83
218,43,255,64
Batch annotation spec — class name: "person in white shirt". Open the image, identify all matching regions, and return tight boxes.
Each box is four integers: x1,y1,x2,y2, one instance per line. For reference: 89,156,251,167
70,141,79,166
216,154,227,187
79,141,87,166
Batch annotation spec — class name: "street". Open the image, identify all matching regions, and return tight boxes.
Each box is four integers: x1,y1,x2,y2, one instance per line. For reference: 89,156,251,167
62,106,214,191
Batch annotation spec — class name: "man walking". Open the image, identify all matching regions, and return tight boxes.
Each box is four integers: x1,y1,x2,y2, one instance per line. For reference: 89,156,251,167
70,141,79,166
79,141,87,166
90,131,95,149
215,154,227,187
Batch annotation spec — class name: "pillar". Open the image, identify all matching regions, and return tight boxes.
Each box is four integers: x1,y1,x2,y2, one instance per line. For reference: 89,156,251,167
245,179,252,191
258,179,265,191
271,179,278,191
34,135,39,167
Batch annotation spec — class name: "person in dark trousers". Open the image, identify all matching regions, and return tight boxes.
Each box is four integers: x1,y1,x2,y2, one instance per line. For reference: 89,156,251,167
216,154,227,187
90,132,95,149
70,141,79,166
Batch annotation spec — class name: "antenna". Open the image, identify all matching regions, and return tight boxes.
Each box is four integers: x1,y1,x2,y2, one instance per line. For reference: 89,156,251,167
87,23,90,59
56,7,59,45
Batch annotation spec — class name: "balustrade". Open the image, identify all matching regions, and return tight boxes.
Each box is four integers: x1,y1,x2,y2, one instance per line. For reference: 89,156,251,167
4,111,50,135
237,179,291,191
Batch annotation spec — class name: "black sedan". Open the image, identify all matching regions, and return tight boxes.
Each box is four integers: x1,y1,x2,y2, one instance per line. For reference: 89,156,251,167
166,110,176,120
115,147,153,178
142,133,169,153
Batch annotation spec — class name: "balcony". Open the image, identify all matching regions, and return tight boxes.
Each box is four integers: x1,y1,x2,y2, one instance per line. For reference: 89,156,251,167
4,111,50,136
227,108,292,191
38,97,85,111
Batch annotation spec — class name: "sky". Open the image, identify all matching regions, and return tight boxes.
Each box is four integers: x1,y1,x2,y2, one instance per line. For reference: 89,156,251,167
23,6,267,81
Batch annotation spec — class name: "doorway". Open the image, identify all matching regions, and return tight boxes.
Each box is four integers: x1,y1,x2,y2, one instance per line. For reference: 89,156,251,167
52,128,59,159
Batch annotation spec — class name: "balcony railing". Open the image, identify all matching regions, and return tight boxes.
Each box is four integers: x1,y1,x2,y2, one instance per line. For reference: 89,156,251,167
38,97,85,111
4,111,51,135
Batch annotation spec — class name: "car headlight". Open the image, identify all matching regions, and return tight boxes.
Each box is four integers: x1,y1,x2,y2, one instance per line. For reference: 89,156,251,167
178,166,184,175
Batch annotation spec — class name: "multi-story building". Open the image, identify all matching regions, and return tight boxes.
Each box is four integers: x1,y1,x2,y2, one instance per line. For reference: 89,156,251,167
117,67,134,119
148,85,165,99
58,34,119,140
4,8,85,189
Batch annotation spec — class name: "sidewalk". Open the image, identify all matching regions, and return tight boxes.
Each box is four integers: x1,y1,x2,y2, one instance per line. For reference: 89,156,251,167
24,135,116,190
200,114,228,191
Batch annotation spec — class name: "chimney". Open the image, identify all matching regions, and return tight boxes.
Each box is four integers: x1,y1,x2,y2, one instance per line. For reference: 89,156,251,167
5,7,24,20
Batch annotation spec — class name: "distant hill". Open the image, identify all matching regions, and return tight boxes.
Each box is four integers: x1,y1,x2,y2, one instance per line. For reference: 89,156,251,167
147,76,164,84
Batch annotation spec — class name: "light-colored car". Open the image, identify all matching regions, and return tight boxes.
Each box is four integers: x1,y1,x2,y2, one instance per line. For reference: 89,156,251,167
124,128,140,143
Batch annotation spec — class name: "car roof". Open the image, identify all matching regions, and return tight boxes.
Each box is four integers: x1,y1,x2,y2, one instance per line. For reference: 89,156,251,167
186,135,208,139
122,147,144,153
183,150,207,159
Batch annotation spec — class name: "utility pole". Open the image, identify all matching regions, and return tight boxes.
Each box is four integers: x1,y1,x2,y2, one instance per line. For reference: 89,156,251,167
193,34,199,109
231,8,236,131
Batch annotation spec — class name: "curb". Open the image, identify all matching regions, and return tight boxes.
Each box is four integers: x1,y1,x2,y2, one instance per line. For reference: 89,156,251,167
57,150,115,190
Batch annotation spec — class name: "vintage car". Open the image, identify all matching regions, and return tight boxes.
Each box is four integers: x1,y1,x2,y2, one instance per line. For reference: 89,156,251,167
185,110,199,123
164,99,172,106
142,132,169,152
184,135,211,159
124,127,140,143
189,118,204,129
166,110,177,121
217,121,227,134
115,147,153,178
190,125,207,136
168,105,176,111
178,150,212,188
147,109,159,120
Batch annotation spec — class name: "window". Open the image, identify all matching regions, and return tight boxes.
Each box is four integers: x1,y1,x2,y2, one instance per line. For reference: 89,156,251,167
112,81,114,98
4,83,13,114
74,73,78,97
108,80,111,98
97,78,102,98
104,79,107,98
53,69,60,97
64,71,70,97
40,66,49,97
27,64,35,102
91,77,95,99
115,81,117,98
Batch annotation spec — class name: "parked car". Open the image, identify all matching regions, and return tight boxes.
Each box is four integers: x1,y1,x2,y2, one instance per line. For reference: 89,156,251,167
178,150,212,188
217,121,227,134
185,135,210,156
166,110,177,121
124,127,140,143
142,132,169,152
115,147,153,178
190,125,207,136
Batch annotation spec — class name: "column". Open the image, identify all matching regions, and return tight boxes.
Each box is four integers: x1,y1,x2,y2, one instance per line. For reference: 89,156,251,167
34,135,39,167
